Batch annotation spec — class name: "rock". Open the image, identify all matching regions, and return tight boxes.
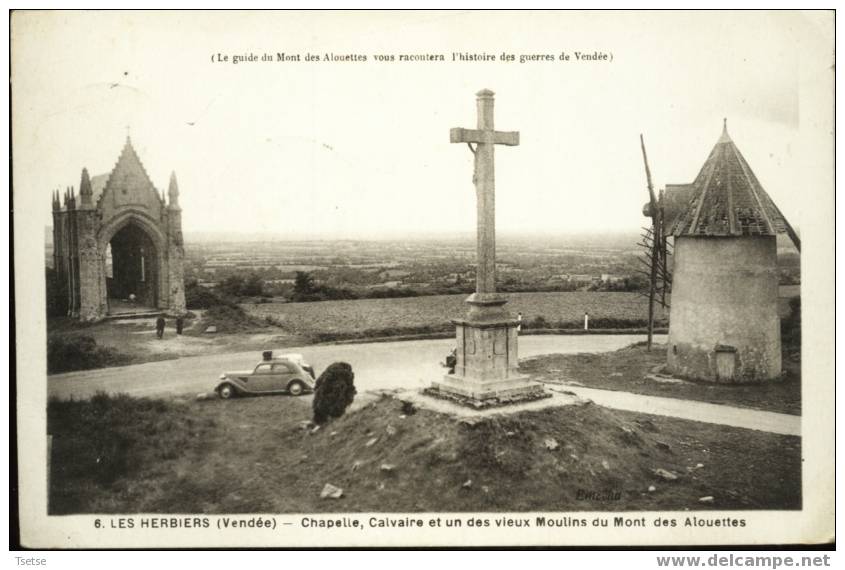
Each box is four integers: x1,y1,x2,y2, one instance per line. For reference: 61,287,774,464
351,461,362,471
400,401,417,415
299,420,314,430
569,454,580,461
399,414,407,420
320,483,343,499
386,425,397,437
561,390,577,396
619,426,642,446
195,392,210,401
459,417,484,428
610,372,623,377
648,485,656,493
656,441,671,451
380,463,396,473
635,418,659,432
653,468,678,481
204,325,217,334
365,437,379,447
698,496,715,504
310,425,321,434
378,483,386,491
462,479,472,489
330,431,338,437
544,438,559,451
601,460,610,470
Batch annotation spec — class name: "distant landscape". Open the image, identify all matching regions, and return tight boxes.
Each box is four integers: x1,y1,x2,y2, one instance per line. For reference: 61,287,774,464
44,231,800,373
44,230,799,300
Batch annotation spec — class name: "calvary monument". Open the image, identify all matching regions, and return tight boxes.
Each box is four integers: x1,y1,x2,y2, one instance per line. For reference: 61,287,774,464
429,89,546,405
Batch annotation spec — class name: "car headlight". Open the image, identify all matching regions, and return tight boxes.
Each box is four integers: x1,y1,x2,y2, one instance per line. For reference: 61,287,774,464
219,374,226,380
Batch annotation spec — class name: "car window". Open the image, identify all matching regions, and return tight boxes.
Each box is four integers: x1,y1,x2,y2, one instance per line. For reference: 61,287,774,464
255,364,274,374
272,362,295,373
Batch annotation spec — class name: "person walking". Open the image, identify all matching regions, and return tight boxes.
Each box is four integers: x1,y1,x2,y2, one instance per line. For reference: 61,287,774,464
155,316,166,339
175,316,184,335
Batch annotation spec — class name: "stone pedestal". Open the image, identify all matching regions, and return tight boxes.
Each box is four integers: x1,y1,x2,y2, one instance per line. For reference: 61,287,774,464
429,296,547,406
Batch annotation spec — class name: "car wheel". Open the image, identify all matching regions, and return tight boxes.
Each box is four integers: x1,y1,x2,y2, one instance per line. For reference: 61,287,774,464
219,384,235,399
287,380,305,396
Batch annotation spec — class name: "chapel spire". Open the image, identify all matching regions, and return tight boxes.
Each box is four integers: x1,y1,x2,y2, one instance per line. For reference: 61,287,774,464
79,168,93,208
167,171,180,209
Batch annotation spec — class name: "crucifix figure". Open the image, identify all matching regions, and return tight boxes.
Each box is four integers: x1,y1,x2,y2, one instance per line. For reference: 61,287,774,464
450,89,519,311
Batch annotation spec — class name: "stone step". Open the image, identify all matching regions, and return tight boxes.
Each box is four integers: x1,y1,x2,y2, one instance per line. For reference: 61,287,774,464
102,310,163,320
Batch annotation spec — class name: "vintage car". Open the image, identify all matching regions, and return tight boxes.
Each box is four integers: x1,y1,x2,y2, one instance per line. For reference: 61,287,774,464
215,352,316,399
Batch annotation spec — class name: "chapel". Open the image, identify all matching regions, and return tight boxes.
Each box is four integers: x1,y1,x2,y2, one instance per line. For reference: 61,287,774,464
51,137,186,321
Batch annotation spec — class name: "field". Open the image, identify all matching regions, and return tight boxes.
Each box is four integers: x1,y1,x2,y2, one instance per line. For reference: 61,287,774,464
244,291,669,340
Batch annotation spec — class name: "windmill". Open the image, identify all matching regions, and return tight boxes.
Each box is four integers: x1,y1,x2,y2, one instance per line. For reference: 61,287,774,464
637,134,672,351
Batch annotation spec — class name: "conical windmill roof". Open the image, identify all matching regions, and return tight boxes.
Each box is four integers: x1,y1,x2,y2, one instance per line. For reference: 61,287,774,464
669,121,800,248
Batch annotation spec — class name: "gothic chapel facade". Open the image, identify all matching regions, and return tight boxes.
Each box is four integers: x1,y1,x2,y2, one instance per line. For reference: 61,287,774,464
51,137,187,321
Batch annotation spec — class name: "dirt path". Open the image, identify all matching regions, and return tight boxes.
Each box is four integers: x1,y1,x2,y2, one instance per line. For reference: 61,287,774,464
548,385,801,436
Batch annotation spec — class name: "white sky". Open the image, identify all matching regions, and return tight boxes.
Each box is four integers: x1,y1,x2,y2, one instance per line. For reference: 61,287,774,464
12,10,833,237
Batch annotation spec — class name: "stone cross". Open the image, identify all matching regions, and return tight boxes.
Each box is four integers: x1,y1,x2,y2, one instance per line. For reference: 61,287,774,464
450,89,519,300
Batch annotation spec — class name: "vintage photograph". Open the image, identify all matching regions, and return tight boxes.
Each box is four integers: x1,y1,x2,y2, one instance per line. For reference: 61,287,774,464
12,10,834,548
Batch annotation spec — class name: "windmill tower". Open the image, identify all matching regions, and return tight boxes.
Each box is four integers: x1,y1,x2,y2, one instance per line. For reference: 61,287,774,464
662,120,800,383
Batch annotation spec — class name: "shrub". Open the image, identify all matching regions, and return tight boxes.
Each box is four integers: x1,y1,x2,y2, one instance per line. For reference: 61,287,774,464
47,335,129,374
46,268,68,318
201,304,260,332
364,288,419,299
185,279,226,310
311,362,357,425
294,271,315,295
781,296,801,355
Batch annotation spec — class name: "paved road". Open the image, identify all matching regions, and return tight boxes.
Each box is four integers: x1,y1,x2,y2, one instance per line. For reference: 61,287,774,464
49,333,800,436
48,334,661,400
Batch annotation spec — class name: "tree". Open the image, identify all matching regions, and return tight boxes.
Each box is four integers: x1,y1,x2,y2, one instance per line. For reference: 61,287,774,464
240,273,265,297
218,274,245,297
294,271,315,295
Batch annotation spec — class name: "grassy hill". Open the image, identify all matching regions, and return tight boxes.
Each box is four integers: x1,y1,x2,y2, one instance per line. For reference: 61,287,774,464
49,391,800,514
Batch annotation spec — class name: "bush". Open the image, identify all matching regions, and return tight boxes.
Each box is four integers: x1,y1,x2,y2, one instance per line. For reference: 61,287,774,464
217,273,267,299
781,296,801,356
364,288,419,299
311,362,357,425
201,304,260,332
290,285,359,303
47,335,129,374
46,268,68,318
185,279,226,310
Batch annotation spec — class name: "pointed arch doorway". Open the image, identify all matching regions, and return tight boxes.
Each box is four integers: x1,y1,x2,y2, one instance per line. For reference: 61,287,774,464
104,220,161,314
